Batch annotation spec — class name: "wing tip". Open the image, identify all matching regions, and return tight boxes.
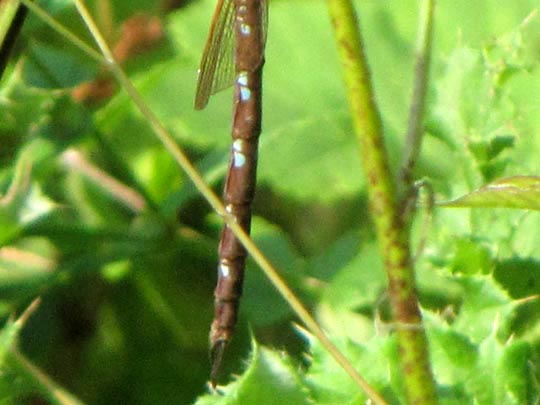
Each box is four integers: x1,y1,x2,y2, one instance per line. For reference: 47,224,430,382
194,96,208,110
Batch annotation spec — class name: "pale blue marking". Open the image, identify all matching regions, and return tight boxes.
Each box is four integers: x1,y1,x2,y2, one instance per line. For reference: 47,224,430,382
233,151,246,168
233,139,244,151
240,87,252,101
237,72,249,86
240,23,251,36
233,140,247,167
219,263,230,278
237,72,251,101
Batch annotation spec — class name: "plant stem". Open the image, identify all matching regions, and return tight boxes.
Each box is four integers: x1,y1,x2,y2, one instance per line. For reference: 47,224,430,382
0,0,28,80
11,349,85,405
326,1,437,403
399,0,436,201
19,0,102,63
8,300,85,405
61,149,147,213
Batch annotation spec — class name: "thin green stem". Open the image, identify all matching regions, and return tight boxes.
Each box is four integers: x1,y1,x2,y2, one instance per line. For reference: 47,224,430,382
0,0,28,79
326,1,437,404
0,0,21,46
8,300,85,405
22,0,384,401
399,0,436,201
11,349,85,405
61,149,147,213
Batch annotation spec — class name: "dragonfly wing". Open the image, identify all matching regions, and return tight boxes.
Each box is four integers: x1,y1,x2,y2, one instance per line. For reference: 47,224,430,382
194,0,235,110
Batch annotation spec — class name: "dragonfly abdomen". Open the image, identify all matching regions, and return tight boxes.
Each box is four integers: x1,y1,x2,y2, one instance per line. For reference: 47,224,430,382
195,0,268,386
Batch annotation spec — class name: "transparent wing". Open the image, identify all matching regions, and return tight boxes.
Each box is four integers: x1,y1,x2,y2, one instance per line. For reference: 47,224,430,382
194,0,269,110
194,0,235,110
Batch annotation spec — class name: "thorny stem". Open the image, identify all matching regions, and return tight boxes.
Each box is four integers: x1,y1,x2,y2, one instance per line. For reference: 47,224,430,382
19,0,385,401
326,0,437,403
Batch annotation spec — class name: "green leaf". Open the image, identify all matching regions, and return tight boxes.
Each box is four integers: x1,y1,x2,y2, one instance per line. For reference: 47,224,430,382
440,176,540,210
0,237,57,306
424,37,528,194
102,0,411,203
0,0,22,53
426,299,534,404
449,237,493,275
0,300,40,402
303,328,398,404
1,1,539,403
494,257,540,299
427,316,478,385
465,335,532,404
22,40,97,89
243,217,305,327
319,240,385,311
452,275,514,342
132,146,183,205
0,152,57,245
258,114,364,202
495,341,531,404
195,342,311,405
0,71,55,145
30,0,72,14
0,71,92,166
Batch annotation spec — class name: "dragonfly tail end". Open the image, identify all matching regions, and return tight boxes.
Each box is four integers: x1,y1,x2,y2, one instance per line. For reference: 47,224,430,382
210,339,228,388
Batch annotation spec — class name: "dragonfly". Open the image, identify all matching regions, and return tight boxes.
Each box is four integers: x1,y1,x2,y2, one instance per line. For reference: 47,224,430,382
194,0,268,386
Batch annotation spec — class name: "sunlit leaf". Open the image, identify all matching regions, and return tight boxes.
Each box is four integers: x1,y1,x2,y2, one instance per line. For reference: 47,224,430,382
319,240,385,311
440,176,540,211
466,335,531,404
303,328,399,404
449,237,493,275
427,320,478,385
1,0,540,403
452,275,514,342
195,342,311,405
0,0,24,57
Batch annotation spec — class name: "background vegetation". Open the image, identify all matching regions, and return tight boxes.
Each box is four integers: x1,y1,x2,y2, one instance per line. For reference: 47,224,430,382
1,0,540,403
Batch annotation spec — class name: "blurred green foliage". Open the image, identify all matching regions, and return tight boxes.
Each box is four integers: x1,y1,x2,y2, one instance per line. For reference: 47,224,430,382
0,0,540,403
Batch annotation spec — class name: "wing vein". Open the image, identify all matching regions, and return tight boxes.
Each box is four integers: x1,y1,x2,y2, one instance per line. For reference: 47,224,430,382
194,0,236,110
